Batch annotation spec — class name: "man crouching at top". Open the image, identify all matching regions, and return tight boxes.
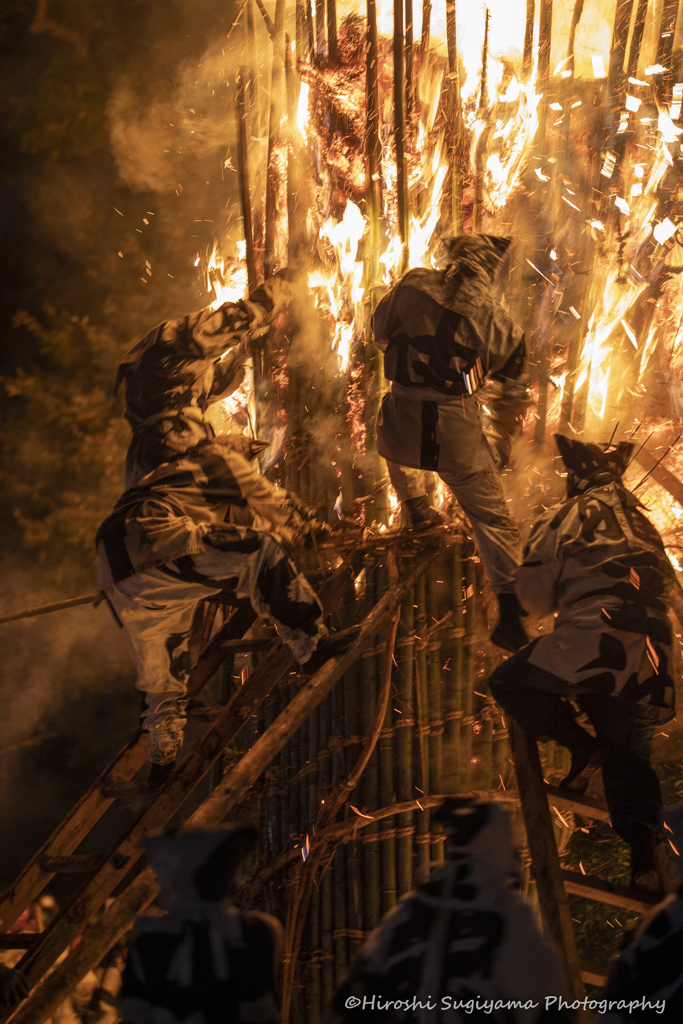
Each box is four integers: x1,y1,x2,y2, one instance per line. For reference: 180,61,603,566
115,269,299,488
95,433,347,785
372,234,530,652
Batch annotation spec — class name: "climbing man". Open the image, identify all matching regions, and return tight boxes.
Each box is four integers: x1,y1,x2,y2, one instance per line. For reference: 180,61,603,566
327,800,574,1023
489,434,676,893
96,432,343,785
119,825,283,1024
372,234,529,652
116,270,298,487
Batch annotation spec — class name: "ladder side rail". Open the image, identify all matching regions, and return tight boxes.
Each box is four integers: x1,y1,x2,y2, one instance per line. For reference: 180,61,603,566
7,540,445,1024
2,553,365,1010
507,719,589,1017
0,604,256,932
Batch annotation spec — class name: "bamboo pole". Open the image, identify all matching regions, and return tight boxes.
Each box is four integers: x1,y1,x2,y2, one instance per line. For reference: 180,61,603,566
462,552,475,783
393,0,409,271
378,560,397,914
508,719,589,1014
396,590,415,895
427,564,444,862
414,572,430,869
307,877,321,1024
473,9,489,233
657,0,679,103
0,592,100,626
523,0,534,79
420,0,431,63
366,0,382,292
607,0,632,136
332,843,348,985
327,0,338,64
316,0,326,60
445,541,463,788
236,68,258,294
446,0,462,234
627,0,648,79
405,0,414,134
321,867,334,1006
264,0,286,279
246,0,259,116
537,0,553,144
361,556,381,931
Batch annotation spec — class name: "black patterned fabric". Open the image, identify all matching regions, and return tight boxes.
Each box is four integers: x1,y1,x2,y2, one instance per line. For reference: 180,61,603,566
515,446,675,718
372,236,527,475
327,803,572,1024
117,300,272,486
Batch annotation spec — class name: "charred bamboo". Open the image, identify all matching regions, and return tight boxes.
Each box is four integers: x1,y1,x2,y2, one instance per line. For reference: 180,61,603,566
236,69,257,294
393,0,409,269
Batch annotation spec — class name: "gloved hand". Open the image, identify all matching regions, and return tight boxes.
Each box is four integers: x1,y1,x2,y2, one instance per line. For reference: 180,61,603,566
0,964,30,1007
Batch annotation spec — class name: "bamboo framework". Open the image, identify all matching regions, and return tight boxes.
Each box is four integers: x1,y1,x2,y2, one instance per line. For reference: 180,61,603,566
6,2,683,1023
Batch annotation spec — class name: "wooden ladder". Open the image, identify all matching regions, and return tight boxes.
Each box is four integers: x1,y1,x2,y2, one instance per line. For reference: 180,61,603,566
509,718,673,1011
0,536,448,1024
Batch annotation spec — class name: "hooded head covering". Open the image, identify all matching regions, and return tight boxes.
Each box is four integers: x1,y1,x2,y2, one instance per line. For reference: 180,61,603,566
143,826,257,910
133,826,258,987
432,799,520,884
440,235,512,284
555,434,634,498
247,266,303,315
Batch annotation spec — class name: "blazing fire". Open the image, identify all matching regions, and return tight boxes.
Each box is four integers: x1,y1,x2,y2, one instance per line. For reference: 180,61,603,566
194,0,683,550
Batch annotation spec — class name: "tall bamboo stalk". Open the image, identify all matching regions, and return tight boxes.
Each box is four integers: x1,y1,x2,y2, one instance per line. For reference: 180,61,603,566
393,0,409,271
446,541,463,787
657,0,679,103
397,590,415,895
414,572,430,869
327,0,338,64
316,0,326,60
264,0,286,279
321,867,334,1006
523,0,535,78
236,69,257,294
446,0,462,234
420,0,431,62
246,0,259,117
307,880,321,1024
537,0,553,144
462,553,475,783
607,0,632,137
405,0,414,134
366,0,382,292
361,557,381,930
427,564,444,861
473,9,489,233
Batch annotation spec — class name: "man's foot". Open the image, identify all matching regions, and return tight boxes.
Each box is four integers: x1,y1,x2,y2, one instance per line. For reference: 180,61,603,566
300,628,359,675
404,495,446,531
490,593,529,653
148,761,176,787
631,869,662,895
558,747,607,794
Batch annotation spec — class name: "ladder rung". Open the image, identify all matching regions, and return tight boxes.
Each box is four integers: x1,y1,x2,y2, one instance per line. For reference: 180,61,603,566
580,960,609,987
561,869,660,912
545,784,611,823
38,855,105,874
0,934,39,949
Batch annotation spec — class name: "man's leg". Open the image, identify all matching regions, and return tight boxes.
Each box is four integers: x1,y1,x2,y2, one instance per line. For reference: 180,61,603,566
489,656,604,788
579,694,663,888
438,466,527,651
107,569,218,766
384,461,442,528
192,527,327,664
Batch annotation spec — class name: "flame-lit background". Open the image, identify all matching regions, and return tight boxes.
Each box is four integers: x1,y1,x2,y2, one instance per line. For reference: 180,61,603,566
2,0,683,945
